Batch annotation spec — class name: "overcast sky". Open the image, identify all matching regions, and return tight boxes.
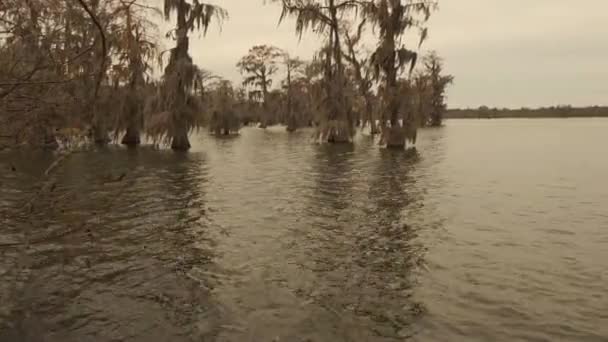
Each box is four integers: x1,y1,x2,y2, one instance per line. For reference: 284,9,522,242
162,0,608,109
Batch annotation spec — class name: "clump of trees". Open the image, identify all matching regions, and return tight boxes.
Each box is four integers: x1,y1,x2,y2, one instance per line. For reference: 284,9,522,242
277,0,360,143
208,80,241,135
1,0,453,152
418,52,454,127
146,0,228,150
364,0,434,148
273,0,453,147
237,45,283,128
112,0,158,146
0,0,117,147
0,0,228,151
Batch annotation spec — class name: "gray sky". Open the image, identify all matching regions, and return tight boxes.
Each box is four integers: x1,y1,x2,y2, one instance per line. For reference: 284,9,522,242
164,0,608,109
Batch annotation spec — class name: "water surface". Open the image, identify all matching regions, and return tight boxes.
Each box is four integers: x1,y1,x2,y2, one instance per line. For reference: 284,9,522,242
1,119,607,341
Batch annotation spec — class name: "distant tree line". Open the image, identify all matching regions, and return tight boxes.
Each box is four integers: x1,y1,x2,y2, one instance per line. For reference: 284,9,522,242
0,0,454,151
446,105,608,119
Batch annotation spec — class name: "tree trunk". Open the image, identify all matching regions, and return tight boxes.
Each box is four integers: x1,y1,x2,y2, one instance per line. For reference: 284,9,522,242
385,125,406,149
364,97,378,135
167,0,191,150
43,127,58,150
260,72,269,128
370,121,379,135
324,1,352,143
121,126,140,146
93,127,109,145
327,130,350,143
378,27,408,147
286,68,296,132
92,109,109,145
171,123,190,150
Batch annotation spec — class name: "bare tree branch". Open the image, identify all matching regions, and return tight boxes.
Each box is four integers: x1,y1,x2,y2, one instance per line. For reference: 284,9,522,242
74,0,107,100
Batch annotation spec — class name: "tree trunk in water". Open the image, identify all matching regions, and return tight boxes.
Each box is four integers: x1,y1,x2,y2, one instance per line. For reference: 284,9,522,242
327,3,352,144
385,125,406,149
122,94,142,145
37,125,58,150
326,120,350,143
93,128,109,145
171,123,190,150
429,109,441,127
364,98,378,135
166,0,191,151
92,115,109,145
121,126,140,146
327,131,350,143
370,121,379,135
260,72,269,129
286,69,296,132
380,28,408,148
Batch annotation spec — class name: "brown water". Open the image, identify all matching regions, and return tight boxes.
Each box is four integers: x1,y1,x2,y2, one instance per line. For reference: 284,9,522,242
1,119,607,342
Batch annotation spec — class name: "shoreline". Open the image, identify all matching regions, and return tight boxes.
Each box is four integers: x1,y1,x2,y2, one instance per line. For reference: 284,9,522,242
445,115,608,119
446,107,608,119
